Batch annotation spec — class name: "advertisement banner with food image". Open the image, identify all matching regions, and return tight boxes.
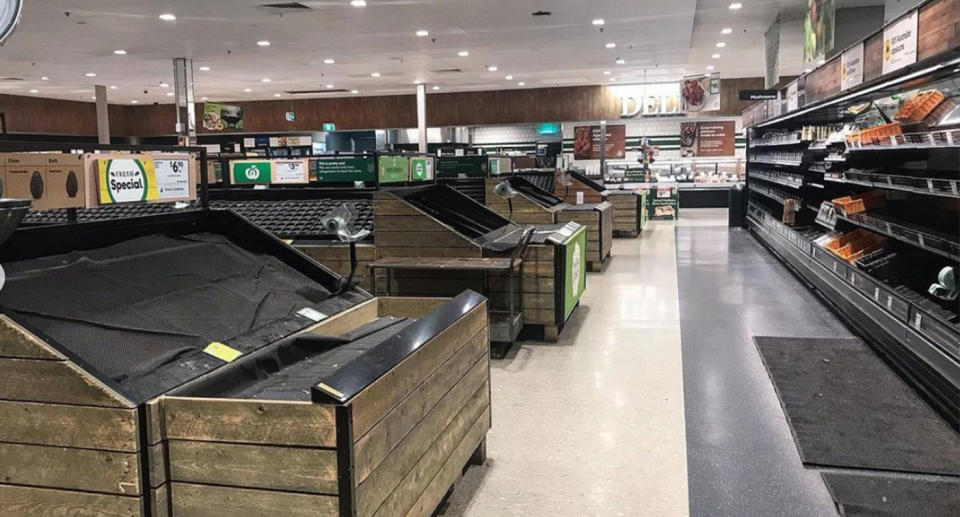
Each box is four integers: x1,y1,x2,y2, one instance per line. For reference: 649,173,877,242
803,0,835,64
882,10,918,75
573,124,626,160
681,76,721,112
203,103,244,131
680,120,736,157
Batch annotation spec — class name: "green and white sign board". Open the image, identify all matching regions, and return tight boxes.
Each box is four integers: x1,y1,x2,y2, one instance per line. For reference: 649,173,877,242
322,123,336,131
378,155,410,184
231,160,272,184
437,156,488,178
313,157,376,183
410,157,435,182
563,227,587,321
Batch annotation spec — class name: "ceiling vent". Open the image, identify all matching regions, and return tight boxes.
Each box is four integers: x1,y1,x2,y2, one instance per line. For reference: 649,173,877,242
258,2,313,13
286,88,351,94
432,68,463,74
531,10,552,16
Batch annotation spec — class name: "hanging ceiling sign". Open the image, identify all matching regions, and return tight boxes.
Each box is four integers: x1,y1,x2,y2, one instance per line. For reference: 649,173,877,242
882,10,918,75
739,90,778,101
841,42,864,91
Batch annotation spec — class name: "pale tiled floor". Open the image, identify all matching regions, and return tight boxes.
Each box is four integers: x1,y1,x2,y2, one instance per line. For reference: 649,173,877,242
443,218,690,517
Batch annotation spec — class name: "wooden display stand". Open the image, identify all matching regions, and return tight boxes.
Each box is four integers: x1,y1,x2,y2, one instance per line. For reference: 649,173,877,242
607,190,648,238
297,243,376,290
0,295,490,517
374,189,585,342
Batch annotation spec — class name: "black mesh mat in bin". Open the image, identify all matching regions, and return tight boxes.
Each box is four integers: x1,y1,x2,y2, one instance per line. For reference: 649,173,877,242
0,232,363,401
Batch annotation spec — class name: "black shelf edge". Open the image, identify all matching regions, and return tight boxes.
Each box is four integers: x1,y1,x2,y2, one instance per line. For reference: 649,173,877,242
825,171,960,199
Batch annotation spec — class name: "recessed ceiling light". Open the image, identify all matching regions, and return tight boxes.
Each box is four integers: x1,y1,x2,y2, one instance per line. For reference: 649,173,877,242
711,53,720,59
458,50,469,57
85,72,97,77
324,84,333,89
257,40,271,47
166,92,174,96
432,85,440,90
323,58,335,64
160,82,170,88
371,72,381,77
716,42,726,48
351,89,360,94
603,70,611,75
721,27,733,34
608,77,616,82
413,79,423,85
615,58,626,64
113,49,127,55
487,65,498,72
29,89,38,93
40,76,48,81
198,66,211,71
706,65,715,71
244,88,253,92
201,96,209,101
91,96,97,100
274,93,282,97
518,81,525,86
605,42,616,49
110,85,118,89
592,18,605,26
350,0,367,6
131,100,139,104
729,2,742,9
804,68,812,73
159,13,177,21
505,75,513,80
415,29,429,37
261,78,271,83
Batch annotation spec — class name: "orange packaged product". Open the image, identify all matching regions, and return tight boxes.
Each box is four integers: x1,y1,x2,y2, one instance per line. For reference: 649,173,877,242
895,91,946,124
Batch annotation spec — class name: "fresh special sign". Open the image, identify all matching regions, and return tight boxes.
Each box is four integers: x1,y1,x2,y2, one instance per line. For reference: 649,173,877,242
97,158,157,204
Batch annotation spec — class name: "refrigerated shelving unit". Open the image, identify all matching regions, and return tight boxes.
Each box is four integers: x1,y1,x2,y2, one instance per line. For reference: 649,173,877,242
743,47,960,428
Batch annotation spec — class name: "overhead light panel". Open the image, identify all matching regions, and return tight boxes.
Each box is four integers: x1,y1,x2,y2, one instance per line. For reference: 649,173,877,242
371,72,381,77
323,58,335,64
716,42,726,48
200,96,209,101
729,2,742,9
166,92,174,96
432,85,440,90
605,42,616,49
505,75,513,80
244,88,253,92
458,50,469,57
131,100,139,104
706,65,715,71
413,79,423,84
28,88,38,93
351,89,360,94
603,70,611,75
721,27,732,34
608,77,616,82
326,84,334,88
518,81,525,86
274,93,282,97
350,0,367,6
113,49,127,55
592,18,605,26
711,53,720,59
85,72,97,77
160,82,170,87
415,29,429,37
198,66,211,71
159,13,177,21
804,68,812,73
261,78,271,82
257,40,271,47
487,65,498,72
615,58,625,64
40,76,48,81
110,85,118,89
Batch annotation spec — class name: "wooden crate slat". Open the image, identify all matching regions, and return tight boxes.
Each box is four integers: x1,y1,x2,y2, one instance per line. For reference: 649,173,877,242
0,315,65,360
169,482,338,517
377,297,450,319
0,358,131,408
0,442,141,496
167,441,338,495
0,483,142,517
162,398,337,448
0,400,138,452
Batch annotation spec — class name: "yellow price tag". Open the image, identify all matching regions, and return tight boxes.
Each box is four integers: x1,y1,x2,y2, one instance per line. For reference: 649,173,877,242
204,342,242,362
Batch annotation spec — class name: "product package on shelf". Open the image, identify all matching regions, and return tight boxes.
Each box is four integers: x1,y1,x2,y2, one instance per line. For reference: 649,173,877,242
831,190,886,216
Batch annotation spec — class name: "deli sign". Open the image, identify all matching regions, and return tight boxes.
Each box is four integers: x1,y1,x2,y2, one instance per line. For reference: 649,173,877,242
617,83,682,118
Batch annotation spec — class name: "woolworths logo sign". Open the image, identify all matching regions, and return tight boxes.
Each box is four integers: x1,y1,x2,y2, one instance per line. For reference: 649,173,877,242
97,158,158,204
231,161,271,184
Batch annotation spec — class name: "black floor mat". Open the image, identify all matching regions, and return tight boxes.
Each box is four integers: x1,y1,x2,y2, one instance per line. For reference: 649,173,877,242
822,470,960,517
753,336,960,476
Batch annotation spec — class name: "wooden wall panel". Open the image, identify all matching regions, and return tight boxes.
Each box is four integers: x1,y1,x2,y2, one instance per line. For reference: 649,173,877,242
804,59,842,104
918,0,960,60
863,32,884,82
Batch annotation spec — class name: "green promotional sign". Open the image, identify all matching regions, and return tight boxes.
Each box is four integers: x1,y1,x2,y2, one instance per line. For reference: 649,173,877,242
231,161,272,184
563,227,587,320
314,157,376,183
436,156,488,178
378,155,410,184
410,157,434,182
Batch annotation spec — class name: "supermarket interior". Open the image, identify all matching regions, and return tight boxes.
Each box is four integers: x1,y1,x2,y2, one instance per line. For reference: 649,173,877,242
0,1,957,516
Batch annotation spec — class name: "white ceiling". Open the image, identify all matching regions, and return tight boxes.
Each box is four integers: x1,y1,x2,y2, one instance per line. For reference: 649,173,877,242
0,0,882,105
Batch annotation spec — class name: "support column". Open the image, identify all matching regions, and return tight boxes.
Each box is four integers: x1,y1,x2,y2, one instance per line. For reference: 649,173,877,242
95,85,110,145
173,58,197,146
416,84,427,153
599,120,607,177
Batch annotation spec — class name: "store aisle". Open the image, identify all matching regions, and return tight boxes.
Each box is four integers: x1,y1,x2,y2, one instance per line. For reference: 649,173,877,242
676,209,845,517
444,220,690,516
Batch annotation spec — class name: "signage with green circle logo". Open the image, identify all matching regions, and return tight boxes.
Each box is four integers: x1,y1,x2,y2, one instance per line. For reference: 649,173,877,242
410,157,434,181
231,161,272,184
97,158,158,204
